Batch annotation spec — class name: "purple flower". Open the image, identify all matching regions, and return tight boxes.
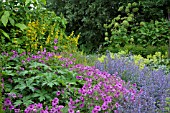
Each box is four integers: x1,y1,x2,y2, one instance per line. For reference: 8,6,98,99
57,105,64,110
50,107,57,113
26,57,31,62
18,94,22,98
79,103,84,108
56,91,60,96
54,46,58,50
14,108,20,113
9,105,14,110
76,76,83,80
52,98,59,107
92,109,99,113
115,102,120,108
68,108,74,113
36,103,43,109
22,60,25,64
94,105,101,111
54,39,58,44
101,103,108,110
4,98,11,106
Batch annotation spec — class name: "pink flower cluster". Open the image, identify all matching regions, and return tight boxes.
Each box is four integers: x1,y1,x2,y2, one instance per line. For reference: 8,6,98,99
68,64,141,112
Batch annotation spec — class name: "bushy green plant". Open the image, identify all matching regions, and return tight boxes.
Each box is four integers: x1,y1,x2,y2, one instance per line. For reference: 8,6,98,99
103,2,139,48
103,2,169,52
1,48,84,111
0,0,79,54
46,0,128,53
0,55,3,113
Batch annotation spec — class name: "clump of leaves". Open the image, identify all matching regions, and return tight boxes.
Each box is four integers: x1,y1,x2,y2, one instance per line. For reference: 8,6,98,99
1,49,84,111
103,2,169,52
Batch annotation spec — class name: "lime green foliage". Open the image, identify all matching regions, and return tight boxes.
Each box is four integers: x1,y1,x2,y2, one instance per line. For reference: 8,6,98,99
165,97,170,112
103,2,139,48
103,2,169,52
122,44,168,57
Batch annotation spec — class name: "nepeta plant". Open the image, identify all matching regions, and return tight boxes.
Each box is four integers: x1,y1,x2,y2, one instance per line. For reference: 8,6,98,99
95,52,170,113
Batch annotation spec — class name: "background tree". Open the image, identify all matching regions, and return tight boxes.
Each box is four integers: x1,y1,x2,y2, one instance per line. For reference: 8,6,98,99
138,0,170,58
46,0,170,56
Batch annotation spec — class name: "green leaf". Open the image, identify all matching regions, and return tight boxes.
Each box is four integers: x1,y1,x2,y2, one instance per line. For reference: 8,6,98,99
1,11,10,27
2,70,15,76
25,0,31,5
19,70,29,76
32,93,40,98
40,0,46,5
15,23,27,31
39,96,45,102
47,82,53,88
22,96,34,106
14,100,22,107
9,17,15,26
0,29,10,39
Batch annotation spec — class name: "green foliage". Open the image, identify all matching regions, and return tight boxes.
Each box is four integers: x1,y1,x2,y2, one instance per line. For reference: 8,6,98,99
103,2,140,48
46,0,128,53
0,56,3,113
138,0,170,21
0,0,36,53
101,44,168,58
165,97,170,112
130,19,169,46
2,50,84,110
123,44,168,57
0,0,79,54
103,2,169,53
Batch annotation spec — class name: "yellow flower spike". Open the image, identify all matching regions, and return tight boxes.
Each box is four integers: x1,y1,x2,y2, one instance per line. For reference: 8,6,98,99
34,43,37,49
55,34,58,39
31,37,36,41
54,55,62,59
40,45,43,51
70,31,74,37
27,30,32,33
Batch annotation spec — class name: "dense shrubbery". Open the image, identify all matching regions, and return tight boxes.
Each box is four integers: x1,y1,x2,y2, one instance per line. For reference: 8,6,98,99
100,44,168,57
0,0,79,54
46,0,170,53
103,3,169,55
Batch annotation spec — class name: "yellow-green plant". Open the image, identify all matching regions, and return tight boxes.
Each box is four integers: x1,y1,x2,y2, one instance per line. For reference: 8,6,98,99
25,11,79,53
98,51,169,70
103,2,138,48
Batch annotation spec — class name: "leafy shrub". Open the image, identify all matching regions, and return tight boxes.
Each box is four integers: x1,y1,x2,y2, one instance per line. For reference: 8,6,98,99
100,44,168,57
1,49,142,112
95,52,170,112
0,56,3,113
103,2,169,52
0,0,79,54
46,0,129,53
1,48,83,112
